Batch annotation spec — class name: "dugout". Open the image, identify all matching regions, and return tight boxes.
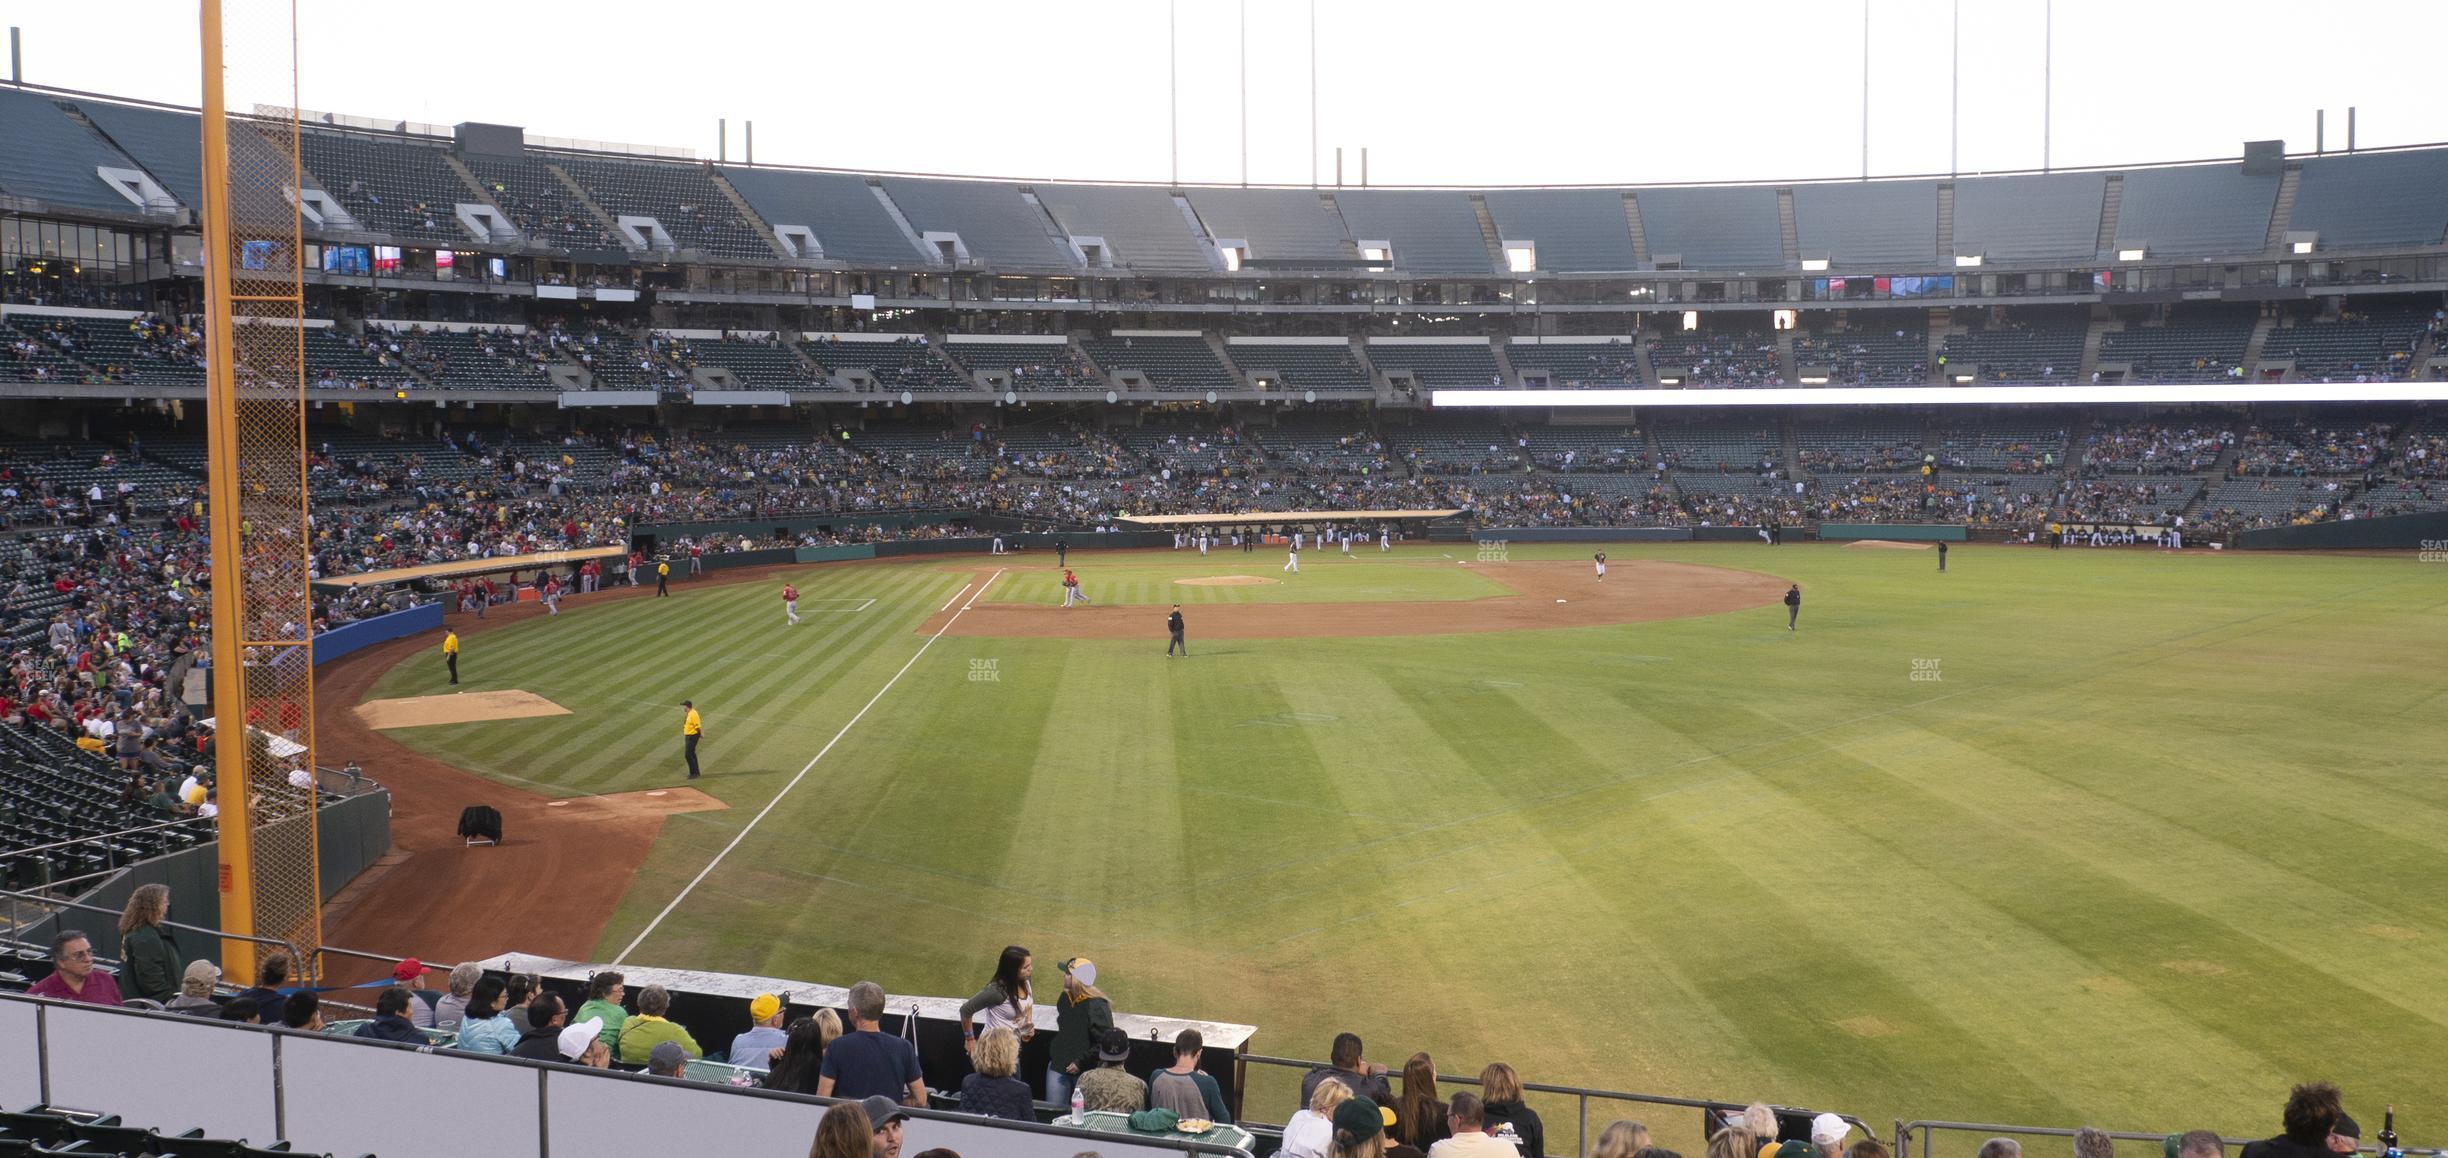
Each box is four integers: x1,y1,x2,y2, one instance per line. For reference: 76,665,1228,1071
479,953,1257,1115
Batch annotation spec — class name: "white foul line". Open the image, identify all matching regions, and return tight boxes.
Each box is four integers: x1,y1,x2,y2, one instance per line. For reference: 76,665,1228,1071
613,567,1005,965
969,570,1002,603
938,582,973,613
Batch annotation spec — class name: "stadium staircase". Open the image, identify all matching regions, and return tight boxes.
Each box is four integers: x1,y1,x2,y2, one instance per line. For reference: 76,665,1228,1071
1489,340,1519,387
2094,175,2124,257
1623,192,1651,265
1774,327,1798,384
540,161,631,251
2076,313,2107,383
1204,331,1250,390
1779,421,1803,477
1935,182,1956,258
1633,333,1658,385
435,152,519,242
1924,308,1951,384
707,170,794,260
1315,192,1363,264
1469,193,1508,271
1776,189,1799,264
2242,311,2277,378
2264,163,2302,250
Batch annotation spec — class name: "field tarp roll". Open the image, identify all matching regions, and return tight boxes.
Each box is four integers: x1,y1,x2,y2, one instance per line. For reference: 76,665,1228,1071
311,602,443,667
2231,510,2448,550
700,547,799,572
794,544,877,564
1817,523,1968,541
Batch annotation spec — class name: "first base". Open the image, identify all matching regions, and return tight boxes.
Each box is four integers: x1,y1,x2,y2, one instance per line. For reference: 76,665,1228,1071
1555,598,1568,603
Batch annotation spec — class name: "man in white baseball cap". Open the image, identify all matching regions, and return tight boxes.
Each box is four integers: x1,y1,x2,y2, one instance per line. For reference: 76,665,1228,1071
1812,1113,1854,1158
558,1016,610,1067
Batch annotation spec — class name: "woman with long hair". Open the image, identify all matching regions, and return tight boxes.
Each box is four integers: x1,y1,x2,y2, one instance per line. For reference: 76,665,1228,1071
958,945,1035,1053
1391,1052,1447,1150
805,1100,873,1158
764,1009,841,1094
1593,1120,1653,1158
1044,957,1112,1109
1480,1062,1546,1158
1708,1126,1761,1158
116,883,179,1004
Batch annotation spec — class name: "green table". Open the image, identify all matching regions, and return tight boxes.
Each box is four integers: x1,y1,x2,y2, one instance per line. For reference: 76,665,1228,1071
322,1019,454,1046
1074,1109,1254,1152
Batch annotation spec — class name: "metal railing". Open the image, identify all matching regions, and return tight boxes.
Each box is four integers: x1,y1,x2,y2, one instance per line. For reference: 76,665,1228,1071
1241,1051,1876,1158
1895,1120,2443,1158
0,886,412,990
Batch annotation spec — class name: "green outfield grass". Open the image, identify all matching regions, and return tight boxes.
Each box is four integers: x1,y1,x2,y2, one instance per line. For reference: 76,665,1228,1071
1005,549,1514,606
362,543,2448,1148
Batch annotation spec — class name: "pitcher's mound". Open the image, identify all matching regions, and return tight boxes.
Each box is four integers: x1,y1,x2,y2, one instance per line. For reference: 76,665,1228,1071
1175,575,1280,587
1844,539,1935,550
357,689,572,730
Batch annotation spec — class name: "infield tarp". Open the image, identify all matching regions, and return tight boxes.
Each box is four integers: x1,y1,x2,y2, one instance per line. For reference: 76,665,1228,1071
2231,510,2448,550
794,544,877,564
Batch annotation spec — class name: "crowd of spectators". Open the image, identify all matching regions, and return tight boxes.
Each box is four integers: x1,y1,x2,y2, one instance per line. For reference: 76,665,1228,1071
2230,422,2396,477
2085,425,2229,475
1648,329,1783,387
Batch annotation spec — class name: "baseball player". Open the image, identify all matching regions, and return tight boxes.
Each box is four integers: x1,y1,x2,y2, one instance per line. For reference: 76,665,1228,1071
1340,530,1352,556
1378,527,1390,552
1293,530,1304,552
1594,551,1607,581
542,575,562,615
1061,568,1088,607
1198,531,1209,557
1284,541,1300,574
1166,605,1186,657
783,582,801,625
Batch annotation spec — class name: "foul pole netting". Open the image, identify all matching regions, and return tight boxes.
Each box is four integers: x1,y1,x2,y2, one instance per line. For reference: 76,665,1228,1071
200,0,321,984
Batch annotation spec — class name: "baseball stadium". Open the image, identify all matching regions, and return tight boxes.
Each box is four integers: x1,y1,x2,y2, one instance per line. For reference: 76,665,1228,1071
1,4,2445,1157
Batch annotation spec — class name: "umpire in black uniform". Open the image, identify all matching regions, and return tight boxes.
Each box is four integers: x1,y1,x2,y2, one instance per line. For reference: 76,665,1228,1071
1784,583,1801,631
1166,605,1186,657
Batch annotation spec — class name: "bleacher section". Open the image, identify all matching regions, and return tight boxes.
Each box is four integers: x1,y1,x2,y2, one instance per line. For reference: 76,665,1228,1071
719,168,927,265
1631,186,1783,268
1931,418,2069,473
1081,334,1237,391
380,327,557,391
1482,189,1639,272
0,89,152,215
1950,172,2107,262
2263,299,2435,380
2291,150,2448,250
1255,419,1390,474
1382,415,1514,473
1362,341,1501,388
39,317,205,388
665,334,818,390
1505,339,1642,388
1224,341,1372,392
1037,184,1212,272
68,99,208,213
1792,180,1940,265
2099,306,2257,383
293,129,480,245
1333,190,1494,275
1518,425,1647,471
549,155,774,259
298,327,414,390
1793,321,1928,385
1184,188,1351,264
802,335,971,392
2350,478,2448,516
2,317,96,383
1942,308,2085,382
2113,164,2279,257
1794,417,1923,473
942,339,1101,392
884,178,1076,271
2199,476,2346,526
458,153,623,252
1647,324,1781,386
0,723,211,890
1652,420,1781,473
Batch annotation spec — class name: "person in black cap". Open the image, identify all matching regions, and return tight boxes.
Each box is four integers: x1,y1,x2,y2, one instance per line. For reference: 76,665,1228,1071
1055,538,1068,568
1077,1026,1147,1113
1938,541,1948,572
1784,584,1802,631
858,1096,910,1158
2327,1113,2361,1155
1167,605,1186,657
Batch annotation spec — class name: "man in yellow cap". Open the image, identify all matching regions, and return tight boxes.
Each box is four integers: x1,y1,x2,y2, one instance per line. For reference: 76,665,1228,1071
681,700,703,779
442,629,460,685
727,993,788,1069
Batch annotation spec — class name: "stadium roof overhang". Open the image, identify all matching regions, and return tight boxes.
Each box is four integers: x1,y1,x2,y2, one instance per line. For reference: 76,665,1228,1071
1433,383,2448,407
1120,510,1463,526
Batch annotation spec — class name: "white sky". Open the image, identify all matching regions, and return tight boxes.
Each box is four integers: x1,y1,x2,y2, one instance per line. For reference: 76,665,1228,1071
11,0,2448,186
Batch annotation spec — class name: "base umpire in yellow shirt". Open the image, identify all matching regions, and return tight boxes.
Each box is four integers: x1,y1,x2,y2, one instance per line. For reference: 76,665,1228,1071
681,700,703,779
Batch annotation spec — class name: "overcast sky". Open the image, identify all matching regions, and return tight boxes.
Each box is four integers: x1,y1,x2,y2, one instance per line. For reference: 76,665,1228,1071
12,1,2448,186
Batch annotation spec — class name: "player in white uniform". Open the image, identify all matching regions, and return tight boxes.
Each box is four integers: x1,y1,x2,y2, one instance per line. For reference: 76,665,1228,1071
1594,551,1607,581
1378,528,1390,552
1284,543,1301,573
783,582,801,625
1341,530,1352,556
1293,530,1305,552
